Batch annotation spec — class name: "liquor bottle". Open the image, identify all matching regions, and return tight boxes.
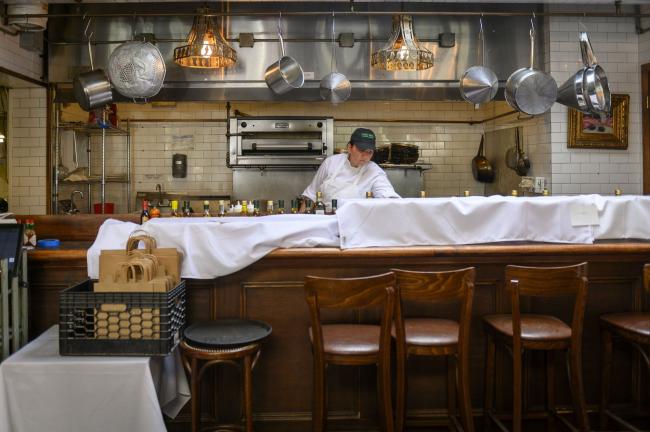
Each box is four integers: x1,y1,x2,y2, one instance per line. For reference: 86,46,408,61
277,200,285,214
464,190,470,197
420,190,426,198
290,199,297,214
253,200,260,216
314,191,326,215
542,189,550,196
511,190,519,197
614,189,622,196
266,200,274,215
182,201,192,217
170,200,180,217
218,200,226,217
140,199,150,224
331,199,338,214
366,191,373,199
241,200,248,215
203,200,211,217
23,219,36,249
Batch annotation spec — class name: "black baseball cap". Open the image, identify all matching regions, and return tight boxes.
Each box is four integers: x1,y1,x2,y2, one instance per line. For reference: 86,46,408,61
350,128,376,151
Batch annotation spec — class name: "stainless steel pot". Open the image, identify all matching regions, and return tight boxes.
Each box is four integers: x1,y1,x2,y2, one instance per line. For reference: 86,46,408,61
320,13,351,104
264,17,304,95
460,19,498,105
505,27,557,115
73,33,113,112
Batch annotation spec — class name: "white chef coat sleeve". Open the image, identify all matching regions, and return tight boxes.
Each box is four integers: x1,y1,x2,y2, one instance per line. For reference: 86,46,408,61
302,156,332,201
371,166,401,198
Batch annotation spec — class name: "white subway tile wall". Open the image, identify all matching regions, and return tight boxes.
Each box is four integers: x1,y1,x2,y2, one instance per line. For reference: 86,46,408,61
548,7,643,195
8,88,47,215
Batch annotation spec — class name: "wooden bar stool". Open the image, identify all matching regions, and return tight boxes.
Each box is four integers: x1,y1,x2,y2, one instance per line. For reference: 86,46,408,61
599,263,650,431
392,267,475,432
304,272,396,432
181,319,272,432
483,263,589,432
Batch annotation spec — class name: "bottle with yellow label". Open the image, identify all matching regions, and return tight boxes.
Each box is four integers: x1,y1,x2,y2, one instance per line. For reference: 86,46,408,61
170,200,180,217
241,200,248,215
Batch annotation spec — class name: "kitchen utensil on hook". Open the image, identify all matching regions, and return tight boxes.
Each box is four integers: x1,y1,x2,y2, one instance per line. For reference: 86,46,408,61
505,17,557,115
460,18,498,105
73,17,113,111
556,31,610,116
515,128,530,176
320,12,351,104
471,134,495,183
264,13,304,95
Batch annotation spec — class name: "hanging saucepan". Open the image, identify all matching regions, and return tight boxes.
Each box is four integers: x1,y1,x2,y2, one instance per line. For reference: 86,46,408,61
515,128,530,176
460,18,498,105
557,32,611,116
471,135,495,183
264,14,304,95
505,24,557,116
320,12,351,104
73,20,113,112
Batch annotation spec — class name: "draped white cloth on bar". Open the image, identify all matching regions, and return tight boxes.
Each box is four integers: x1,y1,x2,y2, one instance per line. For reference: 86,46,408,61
87,195,650,279
87,214,340,280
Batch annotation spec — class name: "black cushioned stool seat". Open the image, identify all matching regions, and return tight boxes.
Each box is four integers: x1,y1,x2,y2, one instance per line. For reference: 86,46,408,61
181,319,272,432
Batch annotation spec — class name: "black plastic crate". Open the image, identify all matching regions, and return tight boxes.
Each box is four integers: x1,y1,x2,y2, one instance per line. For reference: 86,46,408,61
59,279,186,356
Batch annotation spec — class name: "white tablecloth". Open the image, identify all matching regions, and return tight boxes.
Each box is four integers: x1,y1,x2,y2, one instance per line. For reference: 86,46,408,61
0,326,190,432
336,194,650,249
87,214,340,280
86,195,650,279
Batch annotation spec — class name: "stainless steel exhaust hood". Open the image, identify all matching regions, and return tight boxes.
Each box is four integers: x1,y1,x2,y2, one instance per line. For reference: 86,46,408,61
49,3,544,102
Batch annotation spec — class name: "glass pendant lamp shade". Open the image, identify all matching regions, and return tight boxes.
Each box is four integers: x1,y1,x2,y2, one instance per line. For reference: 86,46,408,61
174,9,237,69
371,15,433,71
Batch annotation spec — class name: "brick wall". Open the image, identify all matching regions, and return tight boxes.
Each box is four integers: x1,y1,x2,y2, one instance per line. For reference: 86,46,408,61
7,88,47,214
548,7,643,195
0,32,43,82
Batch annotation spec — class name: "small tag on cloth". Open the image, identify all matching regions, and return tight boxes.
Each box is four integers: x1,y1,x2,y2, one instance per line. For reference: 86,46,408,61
569,204,600,226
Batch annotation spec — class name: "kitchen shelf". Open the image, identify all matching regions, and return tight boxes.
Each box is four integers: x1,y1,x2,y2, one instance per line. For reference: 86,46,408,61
60,176,129,185
53,114,131,214
58,121,129,136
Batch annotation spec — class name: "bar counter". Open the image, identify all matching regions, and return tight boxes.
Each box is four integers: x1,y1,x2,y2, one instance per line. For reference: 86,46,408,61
22,215,650,431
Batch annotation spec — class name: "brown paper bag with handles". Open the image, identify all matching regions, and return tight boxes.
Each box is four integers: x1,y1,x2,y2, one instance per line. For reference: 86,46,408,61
99,232,182,285
95,257,174,293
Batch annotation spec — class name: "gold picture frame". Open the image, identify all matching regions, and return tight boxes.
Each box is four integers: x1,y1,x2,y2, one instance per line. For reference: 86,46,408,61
567,94,629,149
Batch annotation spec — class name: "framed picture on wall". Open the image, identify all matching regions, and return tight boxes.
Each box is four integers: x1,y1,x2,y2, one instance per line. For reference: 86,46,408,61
567,94,629,149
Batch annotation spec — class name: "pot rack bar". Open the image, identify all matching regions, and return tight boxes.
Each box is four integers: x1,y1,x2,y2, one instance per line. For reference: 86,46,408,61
122,110,525,125
7,10,650,19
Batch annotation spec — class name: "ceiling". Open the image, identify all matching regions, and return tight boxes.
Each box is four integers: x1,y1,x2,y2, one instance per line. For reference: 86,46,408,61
29,0,650,4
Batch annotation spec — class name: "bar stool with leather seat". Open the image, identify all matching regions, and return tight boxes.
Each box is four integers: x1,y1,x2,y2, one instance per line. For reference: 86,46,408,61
304,272,396,432
599,263,650,431
392,267,476,432
482,263,589,432
180,319,272,432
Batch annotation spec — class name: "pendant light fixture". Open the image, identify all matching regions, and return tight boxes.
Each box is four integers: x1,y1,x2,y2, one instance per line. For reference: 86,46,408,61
174,8,237,69
371,15,433,71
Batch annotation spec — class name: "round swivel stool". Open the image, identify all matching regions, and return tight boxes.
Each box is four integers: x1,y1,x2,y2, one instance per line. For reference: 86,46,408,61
181,319,272,432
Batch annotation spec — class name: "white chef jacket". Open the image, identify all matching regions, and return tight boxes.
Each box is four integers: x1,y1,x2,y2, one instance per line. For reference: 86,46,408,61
302,153,400,201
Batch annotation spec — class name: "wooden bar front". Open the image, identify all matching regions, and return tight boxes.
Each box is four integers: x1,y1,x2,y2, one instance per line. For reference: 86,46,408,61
24,216,649,431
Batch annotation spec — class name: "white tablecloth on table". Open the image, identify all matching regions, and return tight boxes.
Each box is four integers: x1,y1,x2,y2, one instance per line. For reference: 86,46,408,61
86,195,650,279
0,326,190,432
87,214,340,280
336,195,650,249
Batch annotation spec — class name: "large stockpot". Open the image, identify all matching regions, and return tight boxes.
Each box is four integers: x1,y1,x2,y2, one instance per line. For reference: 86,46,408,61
505,27,557,115
264,17,304,95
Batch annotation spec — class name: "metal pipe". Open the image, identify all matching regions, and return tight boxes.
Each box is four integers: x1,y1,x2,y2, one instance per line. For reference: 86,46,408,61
0,24,18,36
53,106,59,214
7,10,650,19
126,119,131,213
635,6,650,35
101,112,106,213
48,36,452,45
